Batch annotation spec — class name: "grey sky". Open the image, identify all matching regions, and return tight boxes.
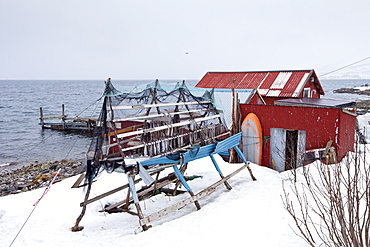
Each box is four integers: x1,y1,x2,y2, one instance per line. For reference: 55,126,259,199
1,0,369,80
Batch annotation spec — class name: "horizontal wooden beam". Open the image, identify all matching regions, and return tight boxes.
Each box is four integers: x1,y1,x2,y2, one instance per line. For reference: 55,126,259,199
139,163,248,225
102,131,230,163
111,101,211,110
116,114,221,139
100,177,177,212
104,125,215,150
40,115,67,120
80,176,143,207
41,122,91,127
112,108,209,122
106,124,144,138
64,117,97,121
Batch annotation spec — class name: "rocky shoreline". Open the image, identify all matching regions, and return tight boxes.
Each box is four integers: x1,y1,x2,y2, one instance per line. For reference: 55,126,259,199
334,86,370,95
0,159,84,197
333,87,370,115
355,100,370,115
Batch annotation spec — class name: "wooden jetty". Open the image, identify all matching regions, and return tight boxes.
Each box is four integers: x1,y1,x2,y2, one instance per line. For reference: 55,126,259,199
39,104,97,132
70,79,256,232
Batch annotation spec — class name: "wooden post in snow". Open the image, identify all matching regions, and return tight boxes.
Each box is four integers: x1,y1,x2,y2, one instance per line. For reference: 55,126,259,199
230,78,239,163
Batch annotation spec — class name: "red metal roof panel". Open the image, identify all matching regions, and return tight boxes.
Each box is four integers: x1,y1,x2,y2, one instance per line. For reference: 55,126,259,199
279,71,310,97
196,70,321,98
237,72,268,89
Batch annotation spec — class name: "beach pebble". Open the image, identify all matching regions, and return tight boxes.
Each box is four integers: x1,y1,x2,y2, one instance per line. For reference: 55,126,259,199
0,160,84,197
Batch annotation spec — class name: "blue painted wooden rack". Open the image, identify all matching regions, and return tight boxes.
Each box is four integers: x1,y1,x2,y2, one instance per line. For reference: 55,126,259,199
124,132,256,230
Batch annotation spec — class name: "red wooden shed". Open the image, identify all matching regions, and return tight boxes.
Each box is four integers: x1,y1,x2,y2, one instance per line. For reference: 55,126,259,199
240,100,356,171
196,69,325,105
196,69,357,171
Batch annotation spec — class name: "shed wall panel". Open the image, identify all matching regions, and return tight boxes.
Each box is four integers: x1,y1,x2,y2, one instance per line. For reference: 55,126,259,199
240,104,356,169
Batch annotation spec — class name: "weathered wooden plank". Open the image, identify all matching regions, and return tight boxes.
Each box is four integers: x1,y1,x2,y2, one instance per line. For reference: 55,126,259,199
100,177,178,212
43,126,92,131
104,124,225,150
106,127,205,151
71,173,86,188
112,101,211,110
139,163,248,225
64,117,97,121
116,114,221,139
106,125,144,137
52,122,91,127
103,131,229,162
113,108,209,122
80,177,143,207
103,136,140,149
40,115,67,120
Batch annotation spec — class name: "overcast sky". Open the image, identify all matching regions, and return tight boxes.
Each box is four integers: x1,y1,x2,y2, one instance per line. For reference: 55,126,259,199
1,0,369,80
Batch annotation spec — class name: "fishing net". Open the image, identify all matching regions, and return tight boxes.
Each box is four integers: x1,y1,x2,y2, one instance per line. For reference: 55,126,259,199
85,79,229,182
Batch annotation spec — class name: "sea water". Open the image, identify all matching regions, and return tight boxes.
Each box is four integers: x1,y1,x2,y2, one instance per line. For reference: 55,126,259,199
0,79,197,169
0,78,369,169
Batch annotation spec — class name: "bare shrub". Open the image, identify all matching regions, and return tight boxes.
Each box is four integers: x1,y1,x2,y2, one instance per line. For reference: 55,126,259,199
282,141,370,247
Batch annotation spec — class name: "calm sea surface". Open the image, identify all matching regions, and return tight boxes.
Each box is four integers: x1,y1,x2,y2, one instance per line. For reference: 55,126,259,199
0,78,369,168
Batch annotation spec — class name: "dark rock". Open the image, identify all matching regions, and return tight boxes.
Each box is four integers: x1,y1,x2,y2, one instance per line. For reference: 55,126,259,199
49,164,59,171
40,169,49,174
333,88,360,93
0,159,84,197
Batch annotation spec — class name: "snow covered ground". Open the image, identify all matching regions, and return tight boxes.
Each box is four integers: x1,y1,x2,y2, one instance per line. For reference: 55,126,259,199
3,114,370,247
357,113,370,143
354,86,370,91
1,155,308,247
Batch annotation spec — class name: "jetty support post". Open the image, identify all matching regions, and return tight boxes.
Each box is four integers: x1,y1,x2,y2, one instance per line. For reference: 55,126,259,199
39,107,45,129
62,104,66,130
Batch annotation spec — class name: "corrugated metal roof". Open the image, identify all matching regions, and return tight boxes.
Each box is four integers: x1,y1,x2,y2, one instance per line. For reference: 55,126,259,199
266,90,281,97
196,70,325,98
271,72,292,89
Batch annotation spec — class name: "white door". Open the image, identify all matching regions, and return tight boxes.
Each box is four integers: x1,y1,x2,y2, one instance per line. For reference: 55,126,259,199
270,128,306,172
270,128,286,172
297,130,306,168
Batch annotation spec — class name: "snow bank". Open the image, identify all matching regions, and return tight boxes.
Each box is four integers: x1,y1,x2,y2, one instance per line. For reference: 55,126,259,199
357,113,370,143
0,155,306,247
354,86,370,91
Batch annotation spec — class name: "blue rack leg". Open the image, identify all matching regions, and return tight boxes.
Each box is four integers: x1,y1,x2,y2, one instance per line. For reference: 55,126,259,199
209,154,232,190
233,146,247,163
128,174,149,231
233,146,257,181
172,165,201,210
127,174,139,203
